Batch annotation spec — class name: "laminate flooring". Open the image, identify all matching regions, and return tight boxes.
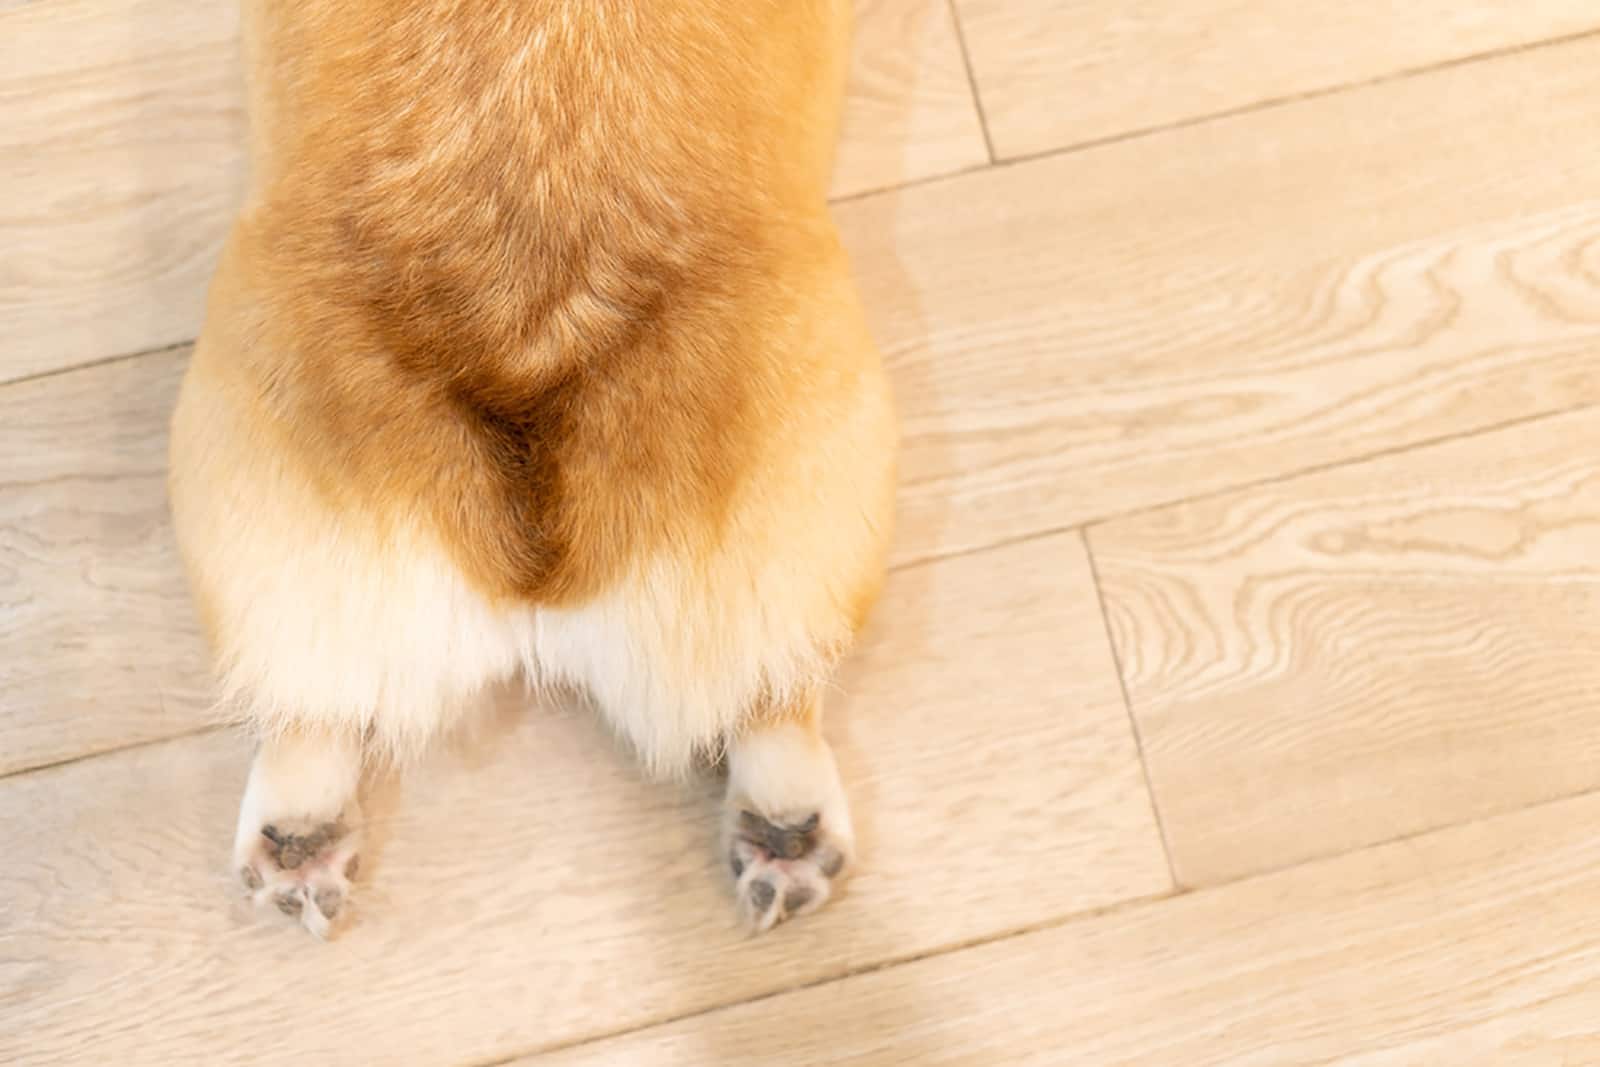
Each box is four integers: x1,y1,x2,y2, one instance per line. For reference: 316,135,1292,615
7,4,1600,1064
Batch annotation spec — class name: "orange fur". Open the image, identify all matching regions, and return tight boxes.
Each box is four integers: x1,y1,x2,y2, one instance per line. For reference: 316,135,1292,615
199,0,869,604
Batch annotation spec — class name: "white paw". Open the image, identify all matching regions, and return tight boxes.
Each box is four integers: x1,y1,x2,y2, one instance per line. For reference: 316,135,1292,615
728,810,850,933
236,815,361,939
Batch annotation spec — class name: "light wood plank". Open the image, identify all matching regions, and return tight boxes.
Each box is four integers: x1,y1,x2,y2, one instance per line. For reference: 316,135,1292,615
0,0,983,381
832,0,989,198
525,791,1600,1067
953,0,1600,159
836,36,1600,566
0,0,246,383
0,348,212,776
0,533,1169,1066
1091,406,1600,887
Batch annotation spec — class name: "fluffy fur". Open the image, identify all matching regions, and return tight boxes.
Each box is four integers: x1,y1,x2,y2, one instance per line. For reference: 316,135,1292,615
169,0,895,934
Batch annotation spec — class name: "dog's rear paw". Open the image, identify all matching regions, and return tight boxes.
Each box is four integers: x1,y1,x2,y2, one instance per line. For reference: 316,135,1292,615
728,810,849,933
237,816,361,939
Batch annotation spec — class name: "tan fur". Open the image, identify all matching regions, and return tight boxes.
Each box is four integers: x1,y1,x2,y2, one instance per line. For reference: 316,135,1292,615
169,0,894,931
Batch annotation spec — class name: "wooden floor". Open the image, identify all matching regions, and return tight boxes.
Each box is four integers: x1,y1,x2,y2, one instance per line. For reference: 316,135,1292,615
8,3,1600,1064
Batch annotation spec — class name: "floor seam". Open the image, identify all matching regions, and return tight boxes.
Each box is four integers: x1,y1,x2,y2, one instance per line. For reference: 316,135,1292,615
0,341,191,390
886,396,1600,576
1081,526,1184,892
843,25,1600,203
0,725,223,783
943,0,998,164
471,782,1600,1063
468,887,1183,1065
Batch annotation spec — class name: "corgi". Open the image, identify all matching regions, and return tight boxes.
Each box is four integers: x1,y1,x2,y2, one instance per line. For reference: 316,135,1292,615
168,0,896,937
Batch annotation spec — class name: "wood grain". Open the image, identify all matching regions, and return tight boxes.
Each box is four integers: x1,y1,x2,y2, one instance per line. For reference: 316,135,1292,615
526,790,1600,1066
16,12,1600,1064
0,0,246,384
16,36,1600,770
837,35,1600,567
952,0,1600,159
832,0,990,198
1090,406,1600,887
0,0,984,381
0,533,1169,1066
0,347,213,776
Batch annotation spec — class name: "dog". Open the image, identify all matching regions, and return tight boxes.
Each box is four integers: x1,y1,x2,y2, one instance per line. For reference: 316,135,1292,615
167,0,897,937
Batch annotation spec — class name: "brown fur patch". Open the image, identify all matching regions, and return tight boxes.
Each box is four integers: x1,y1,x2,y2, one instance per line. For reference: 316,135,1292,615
214,0,855,603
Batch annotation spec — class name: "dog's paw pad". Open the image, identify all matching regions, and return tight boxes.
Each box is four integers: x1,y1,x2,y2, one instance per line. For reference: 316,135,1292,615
237,816,360,939
729,810,849,933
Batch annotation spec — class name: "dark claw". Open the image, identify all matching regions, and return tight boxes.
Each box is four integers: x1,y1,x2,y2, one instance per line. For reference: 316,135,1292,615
747,879,776,915
314,887,343,921
275,891,303,918
784,886,815,913
344,855,361,880
738,810,821,862
239,866,263,891
817,848,845,878
259,821,346,871
731,853,746,879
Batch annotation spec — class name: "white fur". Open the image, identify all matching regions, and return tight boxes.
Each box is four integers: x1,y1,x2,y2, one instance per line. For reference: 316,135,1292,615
534,554,843,775
207,514,535,757
188,478,848,773
232,729,362,861
728,721,853,849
